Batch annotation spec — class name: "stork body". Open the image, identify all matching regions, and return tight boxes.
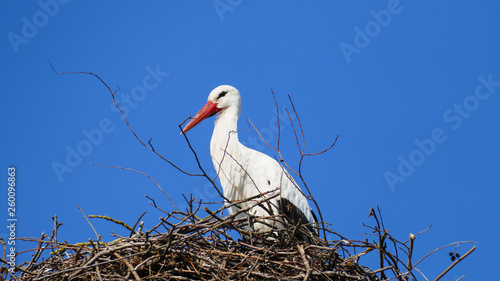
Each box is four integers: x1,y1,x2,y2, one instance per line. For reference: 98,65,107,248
182,85,318,239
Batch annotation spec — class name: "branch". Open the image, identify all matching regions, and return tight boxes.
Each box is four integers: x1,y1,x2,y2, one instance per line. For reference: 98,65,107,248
90,163,176,210
88,215,133,232
413,241,478,268
178,122,228,202
434,246,476,281
49,60,200,177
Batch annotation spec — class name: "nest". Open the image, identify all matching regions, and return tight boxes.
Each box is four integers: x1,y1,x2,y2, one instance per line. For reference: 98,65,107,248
4,192,473,281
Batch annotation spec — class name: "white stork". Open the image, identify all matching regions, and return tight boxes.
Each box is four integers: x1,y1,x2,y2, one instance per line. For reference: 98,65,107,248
182,85,318,241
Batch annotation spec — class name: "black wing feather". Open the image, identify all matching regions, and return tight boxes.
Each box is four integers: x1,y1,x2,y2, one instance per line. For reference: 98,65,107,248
278,198,318,243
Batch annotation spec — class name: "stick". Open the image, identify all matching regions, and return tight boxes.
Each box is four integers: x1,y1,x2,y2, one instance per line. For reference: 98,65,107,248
433,246,476,281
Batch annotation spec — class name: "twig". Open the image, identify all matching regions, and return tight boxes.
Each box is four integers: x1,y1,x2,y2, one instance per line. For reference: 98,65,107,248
49,60,200,177
407,233,415,271
130,211,147,237
78,206,98,239
271,89,281,151
433,246,476,281
91,163,176,210
413,241,477,268
178,122,228,202
88,215,133,231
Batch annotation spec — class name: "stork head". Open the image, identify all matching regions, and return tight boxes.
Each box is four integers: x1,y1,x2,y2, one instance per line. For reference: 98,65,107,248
181,85,241,134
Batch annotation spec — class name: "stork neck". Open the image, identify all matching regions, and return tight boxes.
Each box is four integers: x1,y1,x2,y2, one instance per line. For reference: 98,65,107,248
210,108,241,160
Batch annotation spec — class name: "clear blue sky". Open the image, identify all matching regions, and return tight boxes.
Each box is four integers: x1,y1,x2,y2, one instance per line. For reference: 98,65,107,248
2,1,499,279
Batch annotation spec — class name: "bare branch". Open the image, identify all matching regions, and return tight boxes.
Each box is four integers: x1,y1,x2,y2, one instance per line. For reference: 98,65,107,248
179,123,228,202
271,89,281,151
434,246,476,281
90,162,176,210
78,206,98,239
49,60,200,177
413,241,478,268
287,95,305,155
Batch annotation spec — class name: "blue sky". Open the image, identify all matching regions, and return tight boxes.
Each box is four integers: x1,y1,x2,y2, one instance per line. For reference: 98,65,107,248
2,1,499,279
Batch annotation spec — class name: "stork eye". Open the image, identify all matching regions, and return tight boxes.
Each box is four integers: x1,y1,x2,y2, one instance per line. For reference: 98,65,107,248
217,91,228,99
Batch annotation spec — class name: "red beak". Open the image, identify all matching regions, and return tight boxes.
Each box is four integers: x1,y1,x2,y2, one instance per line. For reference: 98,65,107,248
181,101,222,134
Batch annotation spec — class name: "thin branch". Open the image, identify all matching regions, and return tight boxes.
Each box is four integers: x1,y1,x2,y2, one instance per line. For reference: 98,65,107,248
413,241,478,268
285,106,302,158
90,162,176,210
434,246,476,281
78,206,98,239
248,119,298,175
49,60,200,177
88,215,133,232
287,95,305,155
302,134,339,157
129,211,148,237
178,122,228,202
271,89,281,152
